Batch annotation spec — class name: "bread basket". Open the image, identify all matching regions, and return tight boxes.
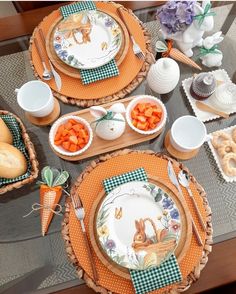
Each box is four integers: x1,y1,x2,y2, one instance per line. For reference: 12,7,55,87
0,110,39,194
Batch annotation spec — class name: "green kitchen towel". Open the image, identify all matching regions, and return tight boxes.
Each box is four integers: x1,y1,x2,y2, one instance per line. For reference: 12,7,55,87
0,115,31,187
60,1,119,85
103,168,182,294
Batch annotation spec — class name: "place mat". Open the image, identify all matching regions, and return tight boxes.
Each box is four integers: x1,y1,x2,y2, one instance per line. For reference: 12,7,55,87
182,69,232,122
103,168,182,294
30,2,154,107
62,149,213,293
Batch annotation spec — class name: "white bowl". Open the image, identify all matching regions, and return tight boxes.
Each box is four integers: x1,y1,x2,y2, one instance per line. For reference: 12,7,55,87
125,95,167,135
49,115,93,157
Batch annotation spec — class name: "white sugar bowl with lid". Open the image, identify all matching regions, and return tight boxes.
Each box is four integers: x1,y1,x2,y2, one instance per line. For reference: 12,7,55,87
147,58,180,94
211,82,236,111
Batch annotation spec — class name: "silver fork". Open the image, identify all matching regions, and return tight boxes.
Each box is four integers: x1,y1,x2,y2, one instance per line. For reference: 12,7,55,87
71,194,99,282
117,7,145,60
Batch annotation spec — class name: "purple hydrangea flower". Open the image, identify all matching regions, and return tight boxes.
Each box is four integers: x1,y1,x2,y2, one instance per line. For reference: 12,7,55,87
170,208,179,220
157,0,195,34
162,198,174,210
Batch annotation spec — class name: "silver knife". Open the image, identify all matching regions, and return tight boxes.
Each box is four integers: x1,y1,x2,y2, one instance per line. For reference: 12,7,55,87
49,60,62,92
167,160,203,246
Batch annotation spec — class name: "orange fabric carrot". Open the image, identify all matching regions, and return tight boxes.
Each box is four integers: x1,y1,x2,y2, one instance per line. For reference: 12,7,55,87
157,40,202,70
37,166,69,236
40,185,62,236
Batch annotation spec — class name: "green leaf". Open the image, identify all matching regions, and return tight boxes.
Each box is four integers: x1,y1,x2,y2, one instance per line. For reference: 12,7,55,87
52,171,69,187
51,167,60,181
43,167,53,187
155,40,167,53
41,166,50,184
154,191,162,202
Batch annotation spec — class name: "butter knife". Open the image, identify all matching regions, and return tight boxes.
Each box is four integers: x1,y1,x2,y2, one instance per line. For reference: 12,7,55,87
38,28,62,92
167,161,203,246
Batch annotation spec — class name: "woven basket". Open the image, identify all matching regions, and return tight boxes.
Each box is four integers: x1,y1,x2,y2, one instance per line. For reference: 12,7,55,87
0,110,39,194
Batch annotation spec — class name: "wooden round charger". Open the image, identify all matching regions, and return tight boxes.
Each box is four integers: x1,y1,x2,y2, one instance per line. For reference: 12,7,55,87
88,174,192,280
164,131,199,160
46,9,130,79
25,98,60,126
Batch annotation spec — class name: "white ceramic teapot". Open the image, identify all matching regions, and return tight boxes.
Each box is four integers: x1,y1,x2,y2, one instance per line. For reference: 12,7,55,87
90,103,126,140
200,31,224,67
147,58,180,94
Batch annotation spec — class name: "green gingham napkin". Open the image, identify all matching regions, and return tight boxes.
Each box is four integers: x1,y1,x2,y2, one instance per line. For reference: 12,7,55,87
0,115,31,187
60,1,119,85
103,168,182,294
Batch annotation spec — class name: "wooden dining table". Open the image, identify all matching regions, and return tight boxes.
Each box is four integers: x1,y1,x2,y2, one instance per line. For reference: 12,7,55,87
0,1,236,294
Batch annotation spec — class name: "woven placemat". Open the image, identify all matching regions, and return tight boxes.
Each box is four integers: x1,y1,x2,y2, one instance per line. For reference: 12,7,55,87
62,149,213,294
29,2,154,107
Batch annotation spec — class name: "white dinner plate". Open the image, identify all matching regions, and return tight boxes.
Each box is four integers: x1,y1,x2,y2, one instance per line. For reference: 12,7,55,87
53,10,122,69
96,181,181,270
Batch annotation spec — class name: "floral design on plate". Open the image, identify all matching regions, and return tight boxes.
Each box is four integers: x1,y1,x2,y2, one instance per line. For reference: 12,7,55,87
53,10,122,69
96,181,181,270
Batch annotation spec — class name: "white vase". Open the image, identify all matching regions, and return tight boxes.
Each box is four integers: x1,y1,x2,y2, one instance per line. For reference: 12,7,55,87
147,58,180,94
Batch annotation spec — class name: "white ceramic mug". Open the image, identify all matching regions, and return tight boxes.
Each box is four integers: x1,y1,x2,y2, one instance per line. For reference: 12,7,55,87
170,115,207,152
15,81,54,117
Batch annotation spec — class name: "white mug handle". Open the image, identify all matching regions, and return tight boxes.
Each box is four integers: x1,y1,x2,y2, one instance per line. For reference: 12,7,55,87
15,88,19,93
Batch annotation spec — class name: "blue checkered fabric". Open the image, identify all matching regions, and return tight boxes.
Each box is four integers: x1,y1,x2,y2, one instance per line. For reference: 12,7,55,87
0,115,31,187
60,1,119,85
60,1,96,18
103,168,182,294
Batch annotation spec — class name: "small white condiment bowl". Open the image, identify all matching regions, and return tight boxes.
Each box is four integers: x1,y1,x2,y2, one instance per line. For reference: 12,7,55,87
49,115,93,157
126,95,167,135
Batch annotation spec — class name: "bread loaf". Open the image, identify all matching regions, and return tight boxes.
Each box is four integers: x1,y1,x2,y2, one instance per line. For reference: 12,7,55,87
0,142,27,178
0,118,13,144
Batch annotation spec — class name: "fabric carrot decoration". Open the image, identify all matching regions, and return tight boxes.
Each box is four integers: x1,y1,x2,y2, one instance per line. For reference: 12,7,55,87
156,40,202,70
37,167,69,236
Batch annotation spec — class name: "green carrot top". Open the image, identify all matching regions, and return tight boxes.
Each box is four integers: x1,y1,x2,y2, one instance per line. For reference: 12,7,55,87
37,166,69,187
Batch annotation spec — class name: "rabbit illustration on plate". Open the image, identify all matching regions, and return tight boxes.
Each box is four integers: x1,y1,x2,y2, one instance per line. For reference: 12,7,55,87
90,103,126,141
199,31,224,67
132,218,177,267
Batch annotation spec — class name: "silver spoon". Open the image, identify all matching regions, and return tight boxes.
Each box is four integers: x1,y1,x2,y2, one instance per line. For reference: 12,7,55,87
178,170,206,231
34,37,53,81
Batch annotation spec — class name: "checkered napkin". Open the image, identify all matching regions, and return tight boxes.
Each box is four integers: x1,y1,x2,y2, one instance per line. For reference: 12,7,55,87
0,115,31,187
103,168,182,294
60,1,119,85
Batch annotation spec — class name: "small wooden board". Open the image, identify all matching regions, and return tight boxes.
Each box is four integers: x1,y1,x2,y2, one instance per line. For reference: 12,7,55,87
88,175,192,280
164,131,199,160
50,96,165,161
25,98,60,126
45,9,130,79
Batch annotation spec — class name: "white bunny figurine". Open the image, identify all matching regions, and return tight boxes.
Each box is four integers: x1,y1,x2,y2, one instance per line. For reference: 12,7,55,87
199,31,224,67
171,0,215,57
90,103,126,141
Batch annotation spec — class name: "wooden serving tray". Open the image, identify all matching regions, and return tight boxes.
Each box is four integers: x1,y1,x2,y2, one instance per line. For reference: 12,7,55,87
88,175,192,280
51,97,165,161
